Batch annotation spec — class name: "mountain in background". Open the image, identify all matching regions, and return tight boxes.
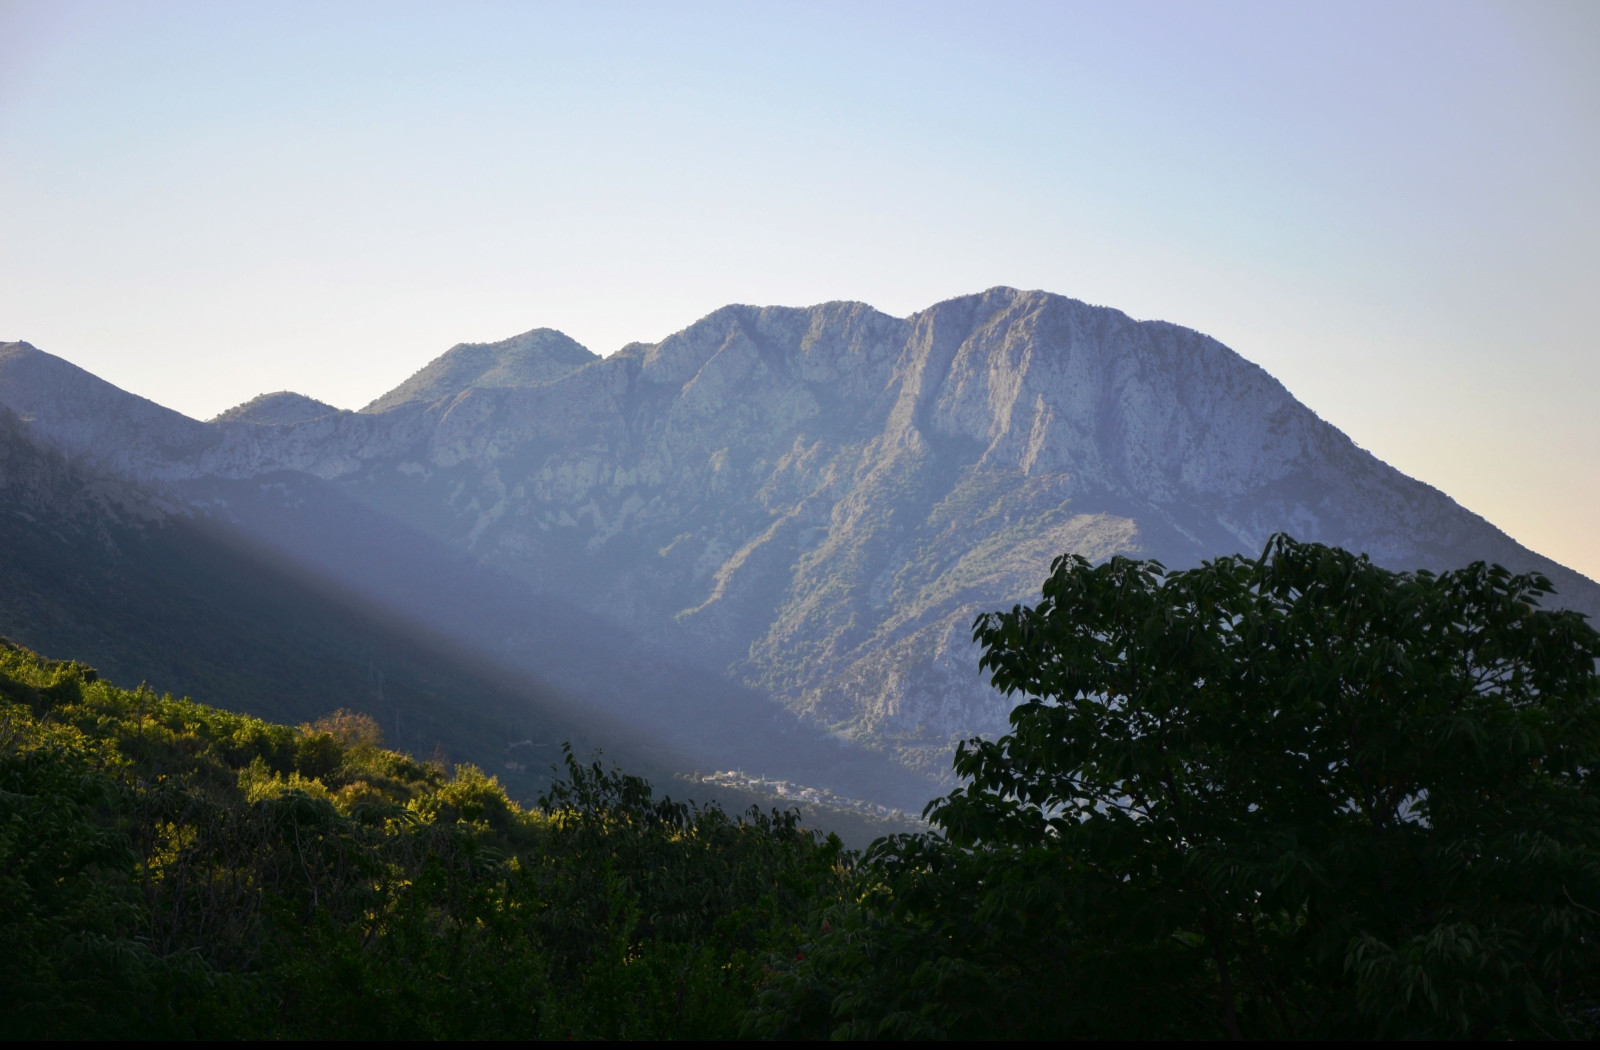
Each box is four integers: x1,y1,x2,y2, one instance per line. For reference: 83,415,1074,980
0,398,621,791
0,399,923,840
0,392,941,823
4,287,1594,788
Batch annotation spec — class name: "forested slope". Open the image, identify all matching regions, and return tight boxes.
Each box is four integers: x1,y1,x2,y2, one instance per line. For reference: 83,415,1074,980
0,641,846,1038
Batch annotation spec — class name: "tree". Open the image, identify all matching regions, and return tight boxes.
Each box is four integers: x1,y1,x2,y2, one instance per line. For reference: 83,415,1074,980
758,536,1600,1038
0,642,850,1039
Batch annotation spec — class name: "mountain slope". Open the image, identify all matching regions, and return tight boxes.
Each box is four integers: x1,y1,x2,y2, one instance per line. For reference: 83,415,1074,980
0,402,637,796
0,395,937,815
4,288,1594,781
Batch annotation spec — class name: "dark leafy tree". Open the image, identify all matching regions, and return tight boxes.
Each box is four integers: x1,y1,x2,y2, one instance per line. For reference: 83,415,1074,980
757,535,1600,1039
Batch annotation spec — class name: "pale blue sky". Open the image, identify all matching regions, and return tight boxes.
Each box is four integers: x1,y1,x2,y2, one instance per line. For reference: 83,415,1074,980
2,0,1596,578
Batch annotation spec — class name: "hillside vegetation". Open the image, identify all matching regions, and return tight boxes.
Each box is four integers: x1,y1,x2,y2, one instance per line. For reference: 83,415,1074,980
0,641,846,1039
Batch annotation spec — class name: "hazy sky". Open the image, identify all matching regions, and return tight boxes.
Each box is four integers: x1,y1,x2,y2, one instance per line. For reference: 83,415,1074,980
2,0,1596,579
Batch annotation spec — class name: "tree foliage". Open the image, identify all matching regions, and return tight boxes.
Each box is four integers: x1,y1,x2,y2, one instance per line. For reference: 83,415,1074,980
758,535,1600,1039
0,642,846,1038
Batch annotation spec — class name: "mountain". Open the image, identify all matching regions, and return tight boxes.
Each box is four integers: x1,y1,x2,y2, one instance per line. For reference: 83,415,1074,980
0,373,937,819
0,399,622,792
361,328,598,413
213,391,341,425
0,397,927,841
4,287,1595,784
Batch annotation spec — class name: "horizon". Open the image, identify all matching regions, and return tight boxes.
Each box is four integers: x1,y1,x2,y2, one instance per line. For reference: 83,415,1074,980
2,0,1596,580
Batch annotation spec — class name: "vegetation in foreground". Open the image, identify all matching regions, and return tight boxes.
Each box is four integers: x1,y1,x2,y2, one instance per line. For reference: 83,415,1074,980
0,642,846,1039
3,535,1598,1039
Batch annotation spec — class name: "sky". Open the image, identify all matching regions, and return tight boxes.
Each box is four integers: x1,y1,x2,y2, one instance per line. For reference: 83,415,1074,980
1,0,1596,579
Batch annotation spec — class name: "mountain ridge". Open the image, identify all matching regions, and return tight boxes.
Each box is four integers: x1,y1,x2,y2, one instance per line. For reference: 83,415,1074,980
4,287,1593,781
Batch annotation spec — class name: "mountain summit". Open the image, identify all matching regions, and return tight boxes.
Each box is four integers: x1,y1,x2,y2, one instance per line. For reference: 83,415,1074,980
3,289,1594,785
362,328,598,413
213,391,342,425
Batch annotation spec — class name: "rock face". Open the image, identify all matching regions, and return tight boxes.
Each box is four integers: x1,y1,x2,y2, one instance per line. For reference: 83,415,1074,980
4,288,1596,780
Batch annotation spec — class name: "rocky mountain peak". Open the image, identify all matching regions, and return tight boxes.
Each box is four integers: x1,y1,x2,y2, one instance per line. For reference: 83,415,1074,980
4,293,1596,789
213,391,342,426
623,299,904,391
362,328,598,414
